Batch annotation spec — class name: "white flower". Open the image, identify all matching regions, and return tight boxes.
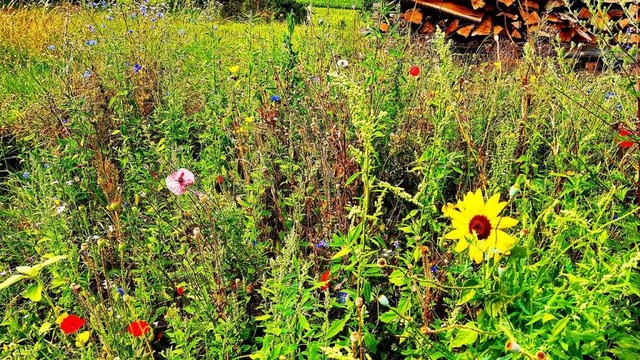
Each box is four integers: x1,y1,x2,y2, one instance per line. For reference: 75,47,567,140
337,59,349,68
55,205,66,215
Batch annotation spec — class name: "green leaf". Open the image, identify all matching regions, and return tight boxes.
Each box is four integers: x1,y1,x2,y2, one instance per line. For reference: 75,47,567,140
0,274,26,290
331,247,351,260
325,315,350,339
450,325,478,349
345,172,360,186
457,289,476,305
23,283,42,302
16,266,38,277
551,317,570,338
379,311,397,323
298,313,311,332
254,314,271,321
38,322,53,335
389,270,407,286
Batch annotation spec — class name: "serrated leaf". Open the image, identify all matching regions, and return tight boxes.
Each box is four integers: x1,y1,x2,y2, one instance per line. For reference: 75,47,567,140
325,315,350,339
331,247,351,260
0,274,26,290
24,283,42,302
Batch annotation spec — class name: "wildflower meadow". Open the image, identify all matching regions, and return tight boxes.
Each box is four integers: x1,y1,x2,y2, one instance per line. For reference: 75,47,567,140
1,0,640,359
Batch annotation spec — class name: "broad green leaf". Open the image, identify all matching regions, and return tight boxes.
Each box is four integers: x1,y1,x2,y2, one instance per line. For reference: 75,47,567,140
325,315,350,339
24,283,42,302
379,311,397,323
331,247,351,260
0,274,26,290
254,314,271,321
457,290,476,305
450,325,478,349
389,270,407,286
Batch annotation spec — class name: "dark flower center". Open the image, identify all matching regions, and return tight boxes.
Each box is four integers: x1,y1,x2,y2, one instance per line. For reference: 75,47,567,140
468,215,492,240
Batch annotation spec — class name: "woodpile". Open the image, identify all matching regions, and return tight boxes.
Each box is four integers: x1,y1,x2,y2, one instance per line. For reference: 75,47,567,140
399,0,639,44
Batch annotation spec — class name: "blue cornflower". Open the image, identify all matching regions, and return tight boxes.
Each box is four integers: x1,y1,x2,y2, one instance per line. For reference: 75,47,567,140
44,163,50,169
430,265,438,275
613,214,619,220
270,95,281,102
133,63,142,74
605,91,616,100
150,17,156,22
85,39,97,46
88,25,95,32
62,118,69,124
337,291,348,304
140,5,147,15
82,70,92,79
127,29,133,35
47,44,55,50
157,12,164,18
22,171,29,179
117,287,125,296
315,239,328,249
252,240,258,246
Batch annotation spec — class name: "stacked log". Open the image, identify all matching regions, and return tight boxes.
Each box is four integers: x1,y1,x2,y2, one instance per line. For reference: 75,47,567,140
400,0,639,44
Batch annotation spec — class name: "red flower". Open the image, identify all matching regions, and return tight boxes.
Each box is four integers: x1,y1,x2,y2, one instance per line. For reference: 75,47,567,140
60,315,86,335
176,287,184,296
619,128,634,148
127,320,151,337
320,270,330,291
409,66,420,77
216,175,224,184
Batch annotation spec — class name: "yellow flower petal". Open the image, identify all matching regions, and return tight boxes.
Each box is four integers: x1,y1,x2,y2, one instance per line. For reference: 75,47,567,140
485,200,508,219
490,216,519,229
454,238,469,252
469,245,484,264
445,228,468,240
75,330,91,347
56,313,69,325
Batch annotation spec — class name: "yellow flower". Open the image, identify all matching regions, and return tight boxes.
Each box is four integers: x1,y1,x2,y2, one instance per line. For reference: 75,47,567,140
443,189,518,263
229,65,239,74
75,331,91,347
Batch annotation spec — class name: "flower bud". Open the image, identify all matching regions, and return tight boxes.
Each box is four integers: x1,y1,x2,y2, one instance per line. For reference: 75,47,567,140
97,238,107,247
498,264,507,278
536,351,547,360
81,243,88,252
376,258,387,267
350,331,360,343
505,340,521,353
377,294,389,307
509,185,520,197
355,297,363,308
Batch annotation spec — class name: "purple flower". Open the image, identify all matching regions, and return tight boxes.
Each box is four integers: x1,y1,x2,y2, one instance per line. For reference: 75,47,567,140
430,265,438,275
140,5,147,15
88,25,95,32
82,70,92,79
127,29,133,35
337,291,348,304
315,239,328,249
85,39,97,46
106,15,113,21
44,163,50,169
270,95,281,102
47,44,55,50
117,288,125,296
605,91,616,100
157,12,164,18
615,103,623,112
22,171,29,179
133,63,142,74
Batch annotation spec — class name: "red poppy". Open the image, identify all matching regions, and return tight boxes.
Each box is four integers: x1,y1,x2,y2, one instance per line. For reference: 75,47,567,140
127,320,151,337
176,287,184,296
216,175,224,184
60,315,86,335
619,128,634,148
320,270,330,291
409,66,420,77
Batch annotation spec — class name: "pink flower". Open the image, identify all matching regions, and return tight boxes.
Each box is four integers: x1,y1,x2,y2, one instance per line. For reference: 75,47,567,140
165,168,195,195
